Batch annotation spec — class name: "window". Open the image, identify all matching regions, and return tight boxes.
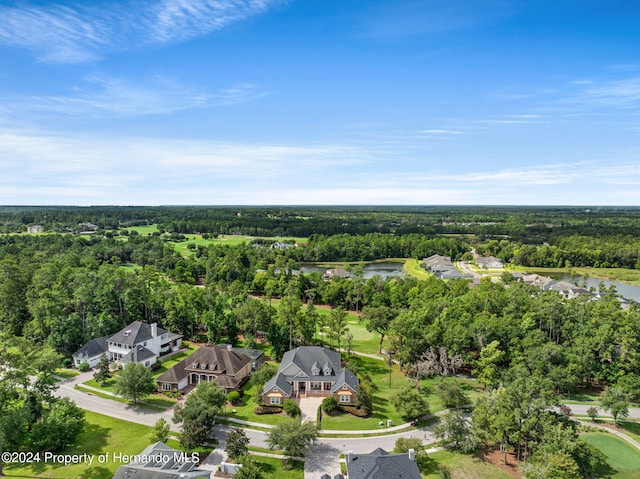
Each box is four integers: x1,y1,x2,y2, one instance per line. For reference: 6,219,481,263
310,382,321,390
270,396,281,405
324,382,332,390
324,368,332,375
144,361,150,367
339,395,350,403
311,367,319,376
161,383,172,391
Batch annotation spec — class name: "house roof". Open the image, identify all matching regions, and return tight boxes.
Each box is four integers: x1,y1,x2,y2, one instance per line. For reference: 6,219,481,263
346,448,421,479
73,336,109,360
158,345,251,386
111,442,209,479
280,346,341,379
331,367,359,394
108,321,168,347
231,347,265,361
122,345,157,364
263,372,293,397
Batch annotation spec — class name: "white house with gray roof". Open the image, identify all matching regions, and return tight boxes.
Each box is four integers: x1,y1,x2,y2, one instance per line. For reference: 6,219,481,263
345,447,421,479
73,321,182,368
262,346,358,405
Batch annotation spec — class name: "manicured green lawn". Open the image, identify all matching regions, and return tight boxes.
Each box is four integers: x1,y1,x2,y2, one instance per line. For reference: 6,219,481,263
4,411,184,479
151,343,198,380
423,450,517,479
54,368,80,379
404,258,432,280
252,456,304,478
120,224,160,235
582,432,640,478
227,383,289,426
172,235,308,256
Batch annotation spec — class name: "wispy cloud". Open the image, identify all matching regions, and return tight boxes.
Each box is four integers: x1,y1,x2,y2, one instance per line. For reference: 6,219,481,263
4,76,266,118
419,129,461,135
580,77,640,108
0,0,284,63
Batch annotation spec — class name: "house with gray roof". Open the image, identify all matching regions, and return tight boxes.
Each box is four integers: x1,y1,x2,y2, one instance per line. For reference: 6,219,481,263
262,346,358,405
73,321,182,369
157,344,252,393
345,447,421,479
111,442,209,479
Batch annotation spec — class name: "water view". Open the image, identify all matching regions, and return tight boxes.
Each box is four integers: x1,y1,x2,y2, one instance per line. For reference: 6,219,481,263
552,273,640,303
300,261,406,279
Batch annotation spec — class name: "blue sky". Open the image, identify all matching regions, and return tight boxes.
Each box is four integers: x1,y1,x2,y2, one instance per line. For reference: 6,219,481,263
1,0,639,205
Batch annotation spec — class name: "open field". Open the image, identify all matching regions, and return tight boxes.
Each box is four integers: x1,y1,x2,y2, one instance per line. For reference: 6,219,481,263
582,432,640,478
3,411,184,479
404,258,432,280
172,234,308,256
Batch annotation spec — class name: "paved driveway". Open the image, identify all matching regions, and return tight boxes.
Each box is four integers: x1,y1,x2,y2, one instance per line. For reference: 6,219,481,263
299,397,324,423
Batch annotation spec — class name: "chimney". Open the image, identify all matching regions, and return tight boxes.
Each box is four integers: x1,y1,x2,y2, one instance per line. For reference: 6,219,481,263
151,323,158,337
408,449,415,461
347,450,353,463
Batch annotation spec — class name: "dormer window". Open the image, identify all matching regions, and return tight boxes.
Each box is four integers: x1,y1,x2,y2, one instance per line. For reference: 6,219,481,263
324,367,332,376
311,367,320,376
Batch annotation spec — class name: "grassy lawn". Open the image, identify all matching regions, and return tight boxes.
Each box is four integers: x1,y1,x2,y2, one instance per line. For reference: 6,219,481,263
227,383,289,426
74,385,168,411
404,258,431,280
82,378,177,409
320,354,407,430
151,343,199,380
582,432,640,478
4,411,184,479
120,224,160,235
54,368,80,379
252,456,304,478
172,235,308,256
423,450,517,479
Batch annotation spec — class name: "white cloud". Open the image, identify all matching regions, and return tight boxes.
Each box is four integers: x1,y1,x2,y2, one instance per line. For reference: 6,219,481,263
0,0,283,63
4,76,266,118
420,129,461,135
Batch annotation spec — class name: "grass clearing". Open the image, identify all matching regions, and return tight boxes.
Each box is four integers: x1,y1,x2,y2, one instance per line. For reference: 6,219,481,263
172,235,308,256
54,368,80,379
404,258,431,280
582,432,640,478
226,383,289,426
509,265,640,286
4,411,184,479
423,450,517,479
252,456,304,478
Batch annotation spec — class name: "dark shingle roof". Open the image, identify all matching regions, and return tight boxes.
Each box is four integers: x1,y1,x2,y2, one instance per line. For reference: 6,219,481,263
111,442,209,479
263,372,293,396
331,367,359,394
122,345,156,364
346,448,421,479
280,346,341,379
73,336,109,360
108,321,167,347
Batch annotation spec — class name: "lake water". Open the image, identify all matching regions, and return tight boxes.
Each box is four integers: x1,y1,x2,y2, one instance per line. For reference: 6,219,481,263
551,273,640,303
300,261,406,279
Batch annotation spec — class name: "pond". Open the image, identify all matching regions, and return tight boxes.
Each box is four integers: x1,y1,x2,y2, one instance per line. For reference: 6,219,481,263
550,273,640,303
300,261,407,280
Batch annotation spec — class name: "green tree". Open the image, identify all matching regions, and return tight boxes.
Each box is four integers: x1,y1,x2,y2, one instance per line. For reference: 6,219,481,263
225,428,250,461
362,306,395,353
436,379,469,408
173,381,226,450
250,363,278,405
600,385,630,426
115,362,155,404
391,384,430,420
150,418,171,443
283,399,301,417
93,354,112,386
29,398,86,452
586,406,598,422
433,409,477,453
329,307,349,352
473,340,504,390
267,418,318,467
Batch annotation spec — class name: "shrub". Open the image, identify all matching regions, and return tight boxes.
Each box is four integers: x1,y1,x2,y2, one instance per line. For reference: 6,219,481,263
254,406,283,415
338,405,371,417
322,396,339,413
283,399,301,417
228,391,241,404
78,362,90,372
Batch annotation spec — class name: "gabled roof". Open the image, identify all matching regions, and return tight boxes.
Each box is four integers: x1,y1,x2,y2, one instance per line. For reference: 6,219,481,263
346,448,421,479
263,372,293,397
158,345,251,385
73,336,108,359
279,346,341,379
184,345,251,374
122,345,157,364
108,321,168,347
331,367,359,394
